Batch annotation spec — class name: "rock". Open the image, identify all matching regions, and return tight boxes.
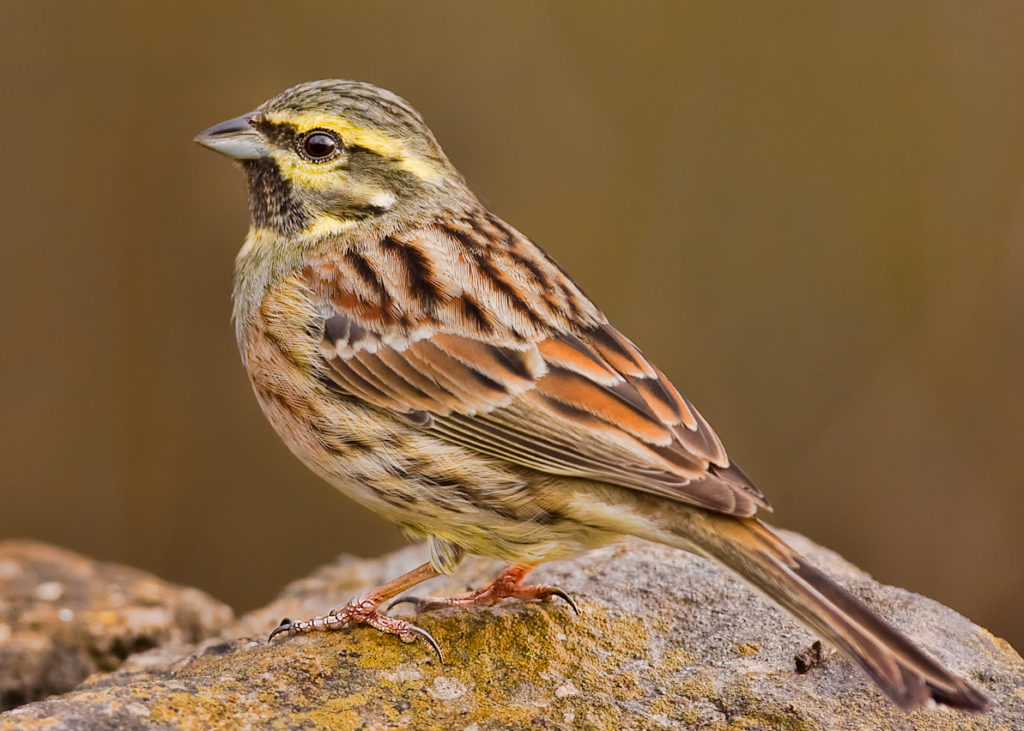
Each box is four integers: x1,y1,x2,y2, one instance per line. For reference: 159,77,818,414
1,533,1022,729
0,540,233,711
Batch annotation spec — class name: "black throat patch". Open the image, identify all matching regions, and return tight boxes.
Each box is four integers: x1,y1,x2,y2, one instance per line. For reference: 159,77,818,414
243,158,310,235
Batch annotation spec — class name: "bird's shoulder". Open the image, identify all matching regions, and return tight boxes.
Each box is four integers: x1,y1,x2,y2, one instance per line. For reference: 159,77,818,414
300,212,602,344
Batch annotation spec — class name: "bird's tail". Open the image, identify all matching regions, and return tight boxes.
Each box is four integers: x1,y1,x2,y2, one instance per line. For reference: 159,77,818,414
647,511,989,711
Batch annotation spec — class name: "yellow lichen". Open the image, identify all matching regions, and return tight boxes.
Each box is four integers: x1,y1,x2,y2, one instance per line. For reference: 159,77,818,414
660,647,698,671
735,642,761,657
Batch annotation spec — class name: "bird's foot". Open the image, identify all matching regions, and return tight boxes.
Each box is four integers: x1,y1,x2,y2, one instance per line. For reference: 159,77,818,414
267,562,443,661
389,563,579,615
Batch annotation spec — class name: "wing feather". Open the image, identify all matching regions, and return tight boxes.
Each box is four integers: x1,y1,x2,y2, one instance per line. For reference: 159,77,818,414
299,225,770,517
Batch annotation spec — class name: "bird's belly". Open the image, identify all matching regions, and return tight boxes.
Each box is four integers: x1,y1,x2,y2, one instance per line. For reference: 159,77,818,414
249,374,615,565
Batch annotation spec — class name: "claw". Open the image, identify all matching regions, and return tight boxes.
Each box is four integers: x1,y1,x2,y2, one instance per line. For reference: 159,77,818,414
404,623,444,664
387,596,424,613
546,587,580,615
268,618,294,643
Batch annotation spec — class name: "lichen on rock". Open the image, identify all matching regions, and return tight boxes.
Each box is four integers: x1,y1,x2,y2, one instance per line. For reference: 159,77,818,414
1,534,1022,729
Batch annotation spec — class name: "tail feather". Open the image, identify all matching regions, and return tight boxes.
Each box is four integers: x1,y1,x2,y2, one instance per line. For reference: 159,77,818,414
661,514,989,712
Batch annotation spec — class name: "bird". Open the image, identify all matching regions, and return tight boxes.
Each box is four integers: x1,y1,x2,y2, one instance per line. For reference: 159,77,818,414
194,79,988,712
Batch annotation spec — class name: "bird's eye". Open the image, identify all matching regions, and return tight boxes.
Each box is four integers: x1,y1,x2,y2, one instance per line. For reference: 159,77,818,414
299,130,340,161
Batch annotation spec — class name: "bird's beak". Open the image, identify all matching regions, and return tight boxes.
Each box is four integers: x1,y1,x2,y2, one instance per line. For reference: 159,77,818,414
194,112,268,160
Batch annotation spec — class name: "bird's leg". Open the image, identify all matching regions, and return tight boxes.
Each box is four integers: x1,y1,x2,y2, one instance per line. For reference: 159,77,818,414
389,563,579,615
269,561,444,661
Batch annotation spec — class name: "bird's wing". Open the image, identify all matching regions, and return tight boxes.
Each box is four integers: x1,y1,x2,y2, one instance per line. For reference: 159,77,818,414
300,217,769,517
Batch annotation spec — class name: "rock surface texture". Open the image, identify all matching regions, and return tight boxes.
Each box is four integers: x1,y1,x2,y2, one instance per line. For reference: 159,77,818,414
1,533,1021,730
0,540,233,711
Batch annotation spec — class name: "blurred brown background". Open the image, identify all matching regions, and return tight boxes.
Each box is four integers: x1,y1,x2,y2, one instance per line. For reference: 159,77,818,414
1,2,1021,650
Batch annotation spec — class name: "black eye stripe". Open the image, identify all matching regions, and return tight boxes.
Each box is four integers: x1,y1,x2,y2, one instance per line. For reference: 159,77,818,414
251,119,345,162
252,118,299,149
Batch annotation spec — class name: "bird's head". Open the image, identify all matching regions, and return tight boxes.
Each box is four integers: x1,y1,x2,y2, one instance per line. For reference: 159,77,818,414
195,80,470,239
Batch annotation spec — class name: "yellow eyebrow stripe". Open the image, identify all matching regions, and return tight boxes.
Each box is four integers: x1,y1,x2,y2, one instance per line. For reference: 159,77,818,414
264,110,440,182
